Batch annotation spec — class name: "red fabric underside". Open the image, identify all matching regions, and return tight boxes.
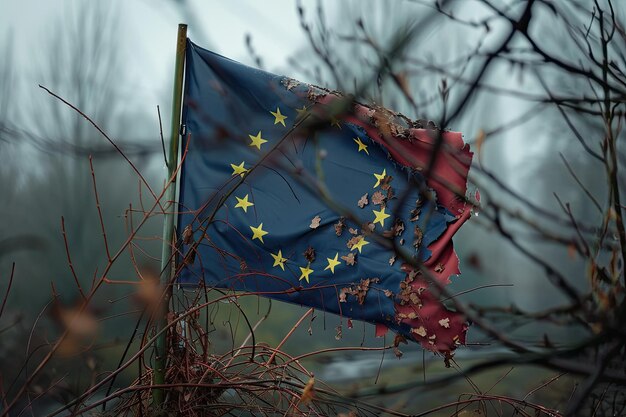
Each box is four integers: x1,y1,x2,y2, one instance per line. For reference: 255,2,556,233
314,95,474,353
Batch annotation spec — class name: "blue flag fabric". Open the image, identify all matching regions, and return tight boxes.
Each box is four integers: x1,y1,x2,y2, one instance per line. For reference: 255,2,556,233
177,40,473,352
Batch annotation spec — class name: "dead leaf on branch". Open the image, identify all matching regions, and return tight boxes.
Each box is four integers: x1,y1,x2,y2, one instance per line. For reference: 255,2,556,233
135,276,161,310
300,376,315,403
335,325,342,340
394,347,403,358
475,128,486,157
183,248,196,266
182,224,194,244
57,307,99,338
393,333,407,359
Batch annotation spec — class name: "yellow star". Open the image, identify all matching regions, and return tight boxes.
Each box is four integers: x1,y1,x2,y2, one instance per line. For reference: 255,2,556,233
299,265,314,283
234,194,254,213
250,223,268,244
231,161,248,177
373,168,386,188
353,137,369,155
372,207,391,227
330,116,341,129
270,107,287,127
324,253,341,274
270,249,287,271
351,237,369,253
295,105,308,118
248,131,268,150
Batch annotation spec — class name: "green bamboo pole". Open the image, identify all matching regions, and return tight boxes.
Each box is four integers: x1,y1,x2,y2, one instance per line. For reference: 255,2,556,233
153,23,187,408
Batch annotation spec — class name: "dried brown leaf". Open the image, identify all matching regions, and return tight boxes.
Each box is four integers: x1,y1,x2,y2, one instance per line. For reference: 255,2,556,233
394,334,408,347
362,222,375,236
371,191,385,205
282,77,300,90
182,224,194,244
341,252,357,266
347,235,361,249
380,175,393,190
354,278,372,304
334,217,346,236
413,226,423,249
394,347,403,358
304,246,316,263
58,307,99,338
309,215,321,229
410,198,423,221
392,219,405,237
476,128,486,156
357,193,369,208
301,376,315,403
183,248,196,266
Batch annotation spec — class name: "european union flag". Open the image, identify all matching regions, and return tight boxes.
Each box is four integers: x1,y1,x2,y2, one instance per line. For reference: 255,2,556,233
177,39,474,353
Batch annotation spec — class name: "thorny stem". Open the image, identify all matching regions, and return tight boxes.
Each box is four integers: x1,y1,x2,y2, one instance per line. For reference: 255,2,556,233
2,135,188,417
60,217,86,300
599,8,626,288
89,156,112,262
265,307,314,366
0,263,15,319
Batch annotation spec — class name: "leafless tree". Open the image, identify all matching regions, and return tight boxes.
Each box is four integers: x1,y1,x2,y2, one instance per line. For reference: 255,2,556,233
0,1,625,417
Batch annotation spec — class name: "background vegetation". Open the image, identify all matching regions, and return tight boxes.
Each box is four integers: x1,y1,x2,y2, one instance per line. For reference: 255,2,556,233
0,0,624,416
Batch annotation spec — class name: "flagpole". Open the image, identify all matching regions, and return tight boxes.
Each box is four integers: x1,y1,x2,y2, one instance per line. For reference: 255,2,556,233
153,23,187,408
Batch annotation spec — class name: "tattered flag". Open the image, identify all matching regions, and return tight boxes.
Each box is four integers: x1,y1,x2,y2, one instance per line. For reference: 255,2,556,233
177,40,474,354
